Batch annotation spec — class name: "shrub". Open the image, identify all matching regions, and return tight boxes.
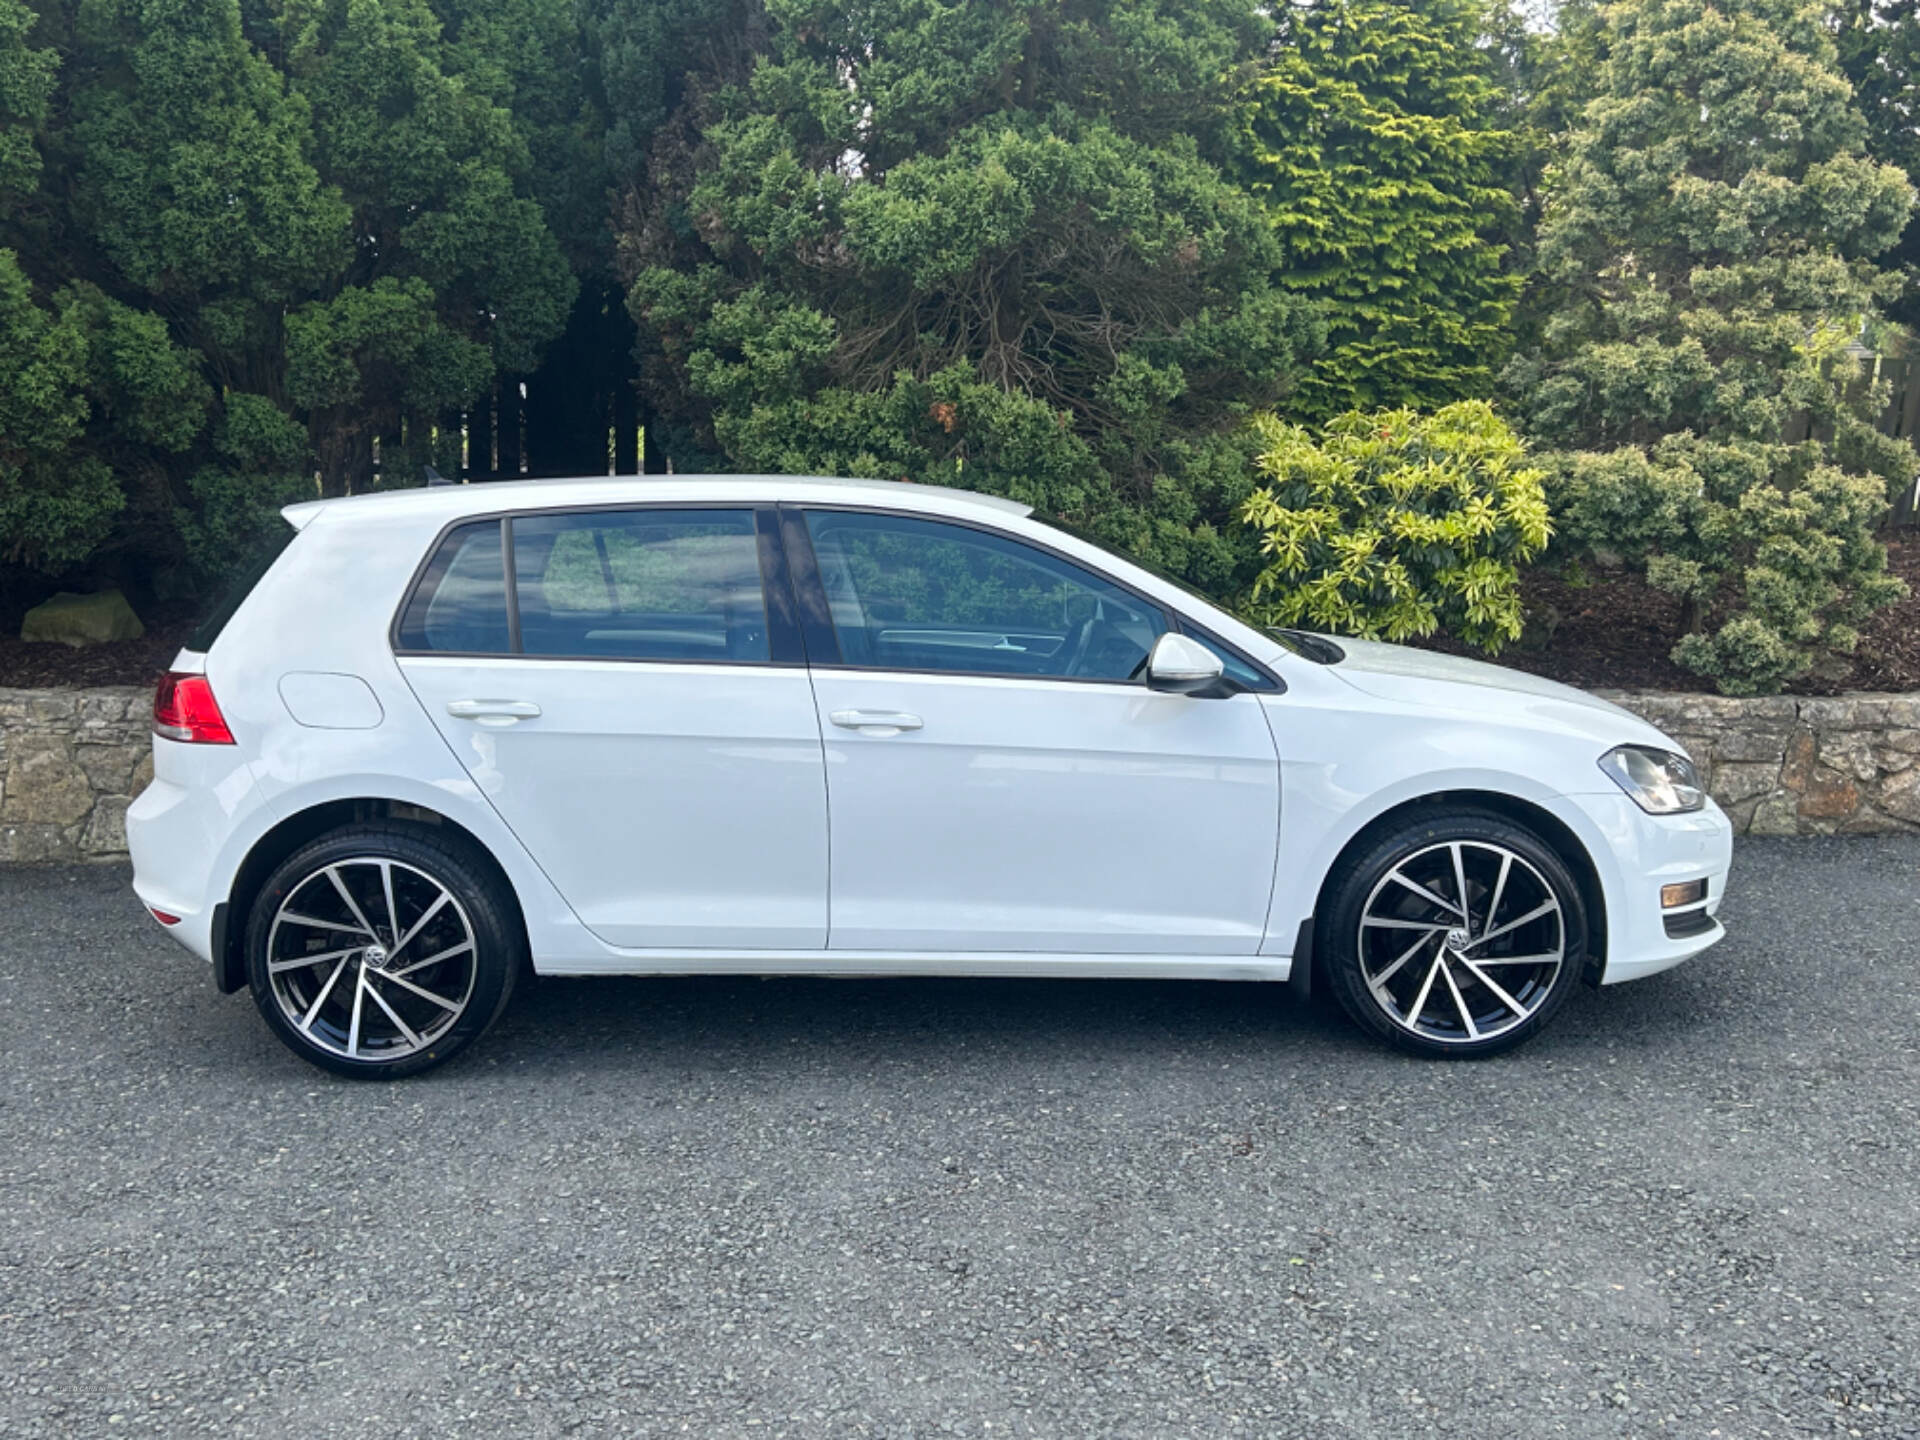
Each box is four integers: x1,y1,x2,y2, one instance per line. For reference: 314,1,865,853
1506,0,1914,693
1546,432,1909,694
1240,401,1550,651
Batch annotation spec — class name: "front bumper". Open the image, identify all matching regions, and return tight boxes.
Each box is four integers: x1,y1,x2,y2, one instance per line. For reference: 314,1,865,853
1565,791,1734,985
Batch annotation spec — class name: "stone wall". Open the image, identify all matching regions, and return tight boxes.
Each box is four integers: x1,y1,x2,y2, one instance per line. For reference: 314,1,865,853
1605,691,1920,836
0,687,151,863
1,684,1918,861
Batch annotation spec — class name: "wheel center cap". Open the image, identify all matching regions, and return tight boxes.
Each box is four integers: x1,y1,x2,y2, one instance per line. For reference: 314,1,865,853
362,943,390,970
1444,927,1472,952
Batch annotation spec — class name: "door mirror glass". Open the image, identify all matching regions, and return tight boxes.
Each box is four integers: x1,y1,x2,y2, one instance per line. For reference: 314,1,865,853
1145,632,1230,696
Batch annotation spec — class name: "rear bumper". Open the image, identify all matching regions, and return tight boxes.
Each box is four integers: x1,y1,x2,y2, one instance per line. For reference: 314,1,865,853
128,779,219,962
126,741,266,967
1566,792,1734,985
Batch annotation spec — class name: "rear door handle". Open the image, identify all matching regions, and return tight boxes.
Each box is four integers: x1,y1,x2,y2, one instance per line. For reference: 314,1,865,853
829,709,923,736
446,698,541,727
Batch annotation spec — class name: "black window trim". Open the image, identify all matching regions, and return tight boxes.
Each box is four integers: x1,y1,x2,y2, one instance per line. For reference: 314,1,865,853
777,505,844,665
501,516,522,654
389,500,807,668
388,496,1282,691
783,501,1283,693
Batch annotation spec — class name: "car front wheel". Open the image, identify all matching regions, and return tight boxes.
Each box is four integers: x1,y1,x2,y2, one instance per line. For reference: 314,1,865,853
245,824,522,1079
1318,807,1589,1058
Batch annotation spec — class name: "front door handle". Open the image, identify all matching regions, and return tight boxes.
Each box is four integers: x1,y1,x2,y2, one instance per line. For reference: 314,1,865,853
446,698,542,727
829,709,924,736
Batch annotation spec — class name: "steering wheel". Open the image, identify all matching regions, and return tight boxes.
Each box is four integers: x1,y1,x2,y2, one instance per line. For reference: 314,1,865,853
1063,617,1156,681
1059,615,1098,678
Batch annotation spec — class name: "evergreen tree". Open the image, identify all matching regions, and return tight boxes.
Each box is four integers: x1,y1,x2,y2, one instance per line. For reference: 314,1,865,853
1508,0,1915,694
0,253,106,571
620,0,1321,593
1485,0,1608,355
1236,0,1522,422
0,1,86,570
3,0,341,578
276,0,577,491
1835,0,1920,327
434,0,610,270
3,0,590,592
0,0,54,195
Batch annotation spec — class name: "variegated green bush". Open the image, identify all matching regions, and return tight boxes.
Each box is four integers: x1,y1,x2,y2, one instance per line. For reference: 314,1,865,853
1240,402,1550,652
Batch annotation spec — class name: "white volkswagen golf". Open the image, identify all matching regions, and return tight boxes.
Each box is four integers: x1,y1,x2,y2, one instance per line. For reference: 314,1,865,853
127,475,1732,1077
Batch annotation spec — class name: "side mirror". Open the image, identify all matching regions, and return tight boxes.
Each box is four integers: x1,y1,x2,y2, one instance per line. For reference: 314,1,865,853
1144,632,1232,696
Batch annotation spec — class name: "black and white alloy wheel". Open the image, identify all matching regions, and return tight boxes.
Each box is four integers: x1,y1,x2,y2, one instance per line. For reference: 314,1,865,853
246,826,521,1078
1320,808,1587,1058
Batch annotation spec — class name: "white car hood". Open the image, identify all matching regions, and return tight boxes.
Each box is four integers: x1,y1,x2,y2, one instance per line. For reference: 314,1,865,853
1323,637,1674,751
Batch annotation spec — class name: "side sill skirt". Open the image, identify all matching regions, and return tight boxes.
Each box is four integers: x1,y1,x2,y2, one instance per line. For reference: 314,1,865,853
533,952,1295,983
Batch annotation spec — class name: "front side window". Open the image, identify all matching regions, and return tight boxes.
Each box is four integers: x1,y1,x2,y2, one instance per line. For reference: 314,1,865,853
512,509,769,661
802,510,1167,680
396,520,511,654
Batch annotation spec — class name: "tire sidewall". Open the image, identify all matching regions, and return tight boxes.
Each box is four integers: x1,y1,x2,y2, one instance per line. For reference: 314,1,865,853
1319,808,1588,1059
245,825,521,1079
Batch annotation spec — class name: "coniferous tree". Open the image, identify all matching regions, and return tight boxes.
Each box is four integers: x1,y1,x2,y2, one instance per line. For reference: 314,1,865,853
0,0,53,195
275,0,577,492
1236,0,1522,422
0,0,96,570
1836,0,1920,327
1,0,592,596
1508,0,1915,693
619,0,1322,593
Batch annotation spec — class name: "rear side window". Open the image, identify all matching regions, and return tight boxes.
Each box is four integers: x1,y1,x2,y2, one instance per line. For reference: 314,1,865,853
512,509,768,661
396,521,511,654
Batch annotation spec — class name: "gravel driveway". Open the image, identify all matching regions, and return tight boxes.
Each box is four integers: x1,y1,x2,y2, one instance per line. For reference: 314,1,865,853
2,839,1917,1438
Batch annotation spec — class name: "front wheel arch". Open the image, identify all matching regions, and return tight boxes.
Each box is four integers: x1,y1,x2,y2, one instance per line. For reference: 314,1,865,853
1304,790,1608,991
219,798,527,994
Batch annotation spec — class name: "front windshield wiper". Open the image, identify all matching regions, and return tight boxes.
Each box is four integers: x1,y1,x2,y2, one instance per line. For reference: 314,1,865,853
1268,628,1345,664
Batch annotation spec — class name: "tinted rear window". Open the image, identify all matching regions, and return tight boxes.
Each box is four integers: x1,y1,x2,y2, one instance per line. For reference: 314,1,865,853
188,521,299,652
513,509,769,661
395,520,512,654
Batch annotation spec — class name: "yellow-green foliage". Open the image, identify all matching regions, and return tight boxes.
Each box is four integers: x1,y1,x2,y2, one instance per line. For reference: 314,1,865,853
1241,402,1549,651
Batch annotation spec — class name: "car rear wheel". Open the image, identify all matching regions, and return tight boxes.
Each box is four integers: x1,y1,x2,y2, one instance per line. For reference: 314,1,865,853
1318,807,1588,1058
245,825,522,1079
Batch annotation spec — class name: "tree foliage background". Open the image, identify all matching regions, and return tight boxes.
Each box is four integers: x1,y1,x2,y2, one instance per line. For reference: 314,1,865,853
619,0,1323,595
4,0,1920,693
2,0,591,594
1506,0,1914,692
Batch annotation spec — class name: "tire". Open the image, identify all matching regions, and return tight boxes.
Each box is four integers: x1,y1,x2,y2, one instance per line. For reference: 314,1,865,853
1317,806,1588,1059
245,824,523,1079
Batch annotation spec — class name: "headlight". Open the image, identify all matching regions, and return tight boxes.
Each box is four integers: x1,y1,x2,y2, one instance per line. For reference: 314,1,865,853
1597,745,1705,814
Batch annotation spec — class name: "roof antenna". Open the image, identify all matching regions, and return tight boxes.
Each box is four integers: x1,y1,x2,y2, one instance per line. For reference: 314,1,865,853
425,463,452,487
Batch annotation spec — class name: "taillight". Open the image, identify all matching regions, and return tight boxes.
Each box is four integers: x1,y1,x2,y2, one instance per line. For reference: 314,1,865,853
153,671,235,744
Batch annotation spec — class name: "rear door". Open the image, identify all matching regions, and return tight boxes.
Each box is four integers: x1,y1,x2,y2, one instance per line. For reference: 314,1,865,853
394,505,828,950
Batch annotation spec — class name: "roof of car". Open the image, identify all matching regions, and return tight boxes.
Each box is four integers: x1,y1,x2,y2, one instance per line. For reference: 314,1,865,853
282,473,1034,530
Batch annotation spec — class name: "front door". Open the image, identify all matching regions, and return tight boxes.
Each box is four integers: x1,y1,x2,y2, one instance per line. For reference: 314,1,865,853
792,507,1280,954
395,506,828,950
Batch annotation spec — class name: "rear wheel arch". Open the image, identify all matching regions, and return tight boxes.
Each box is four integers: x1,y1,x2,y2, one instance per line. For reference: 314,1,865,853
219,798,527,994
1306,789,1608,988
